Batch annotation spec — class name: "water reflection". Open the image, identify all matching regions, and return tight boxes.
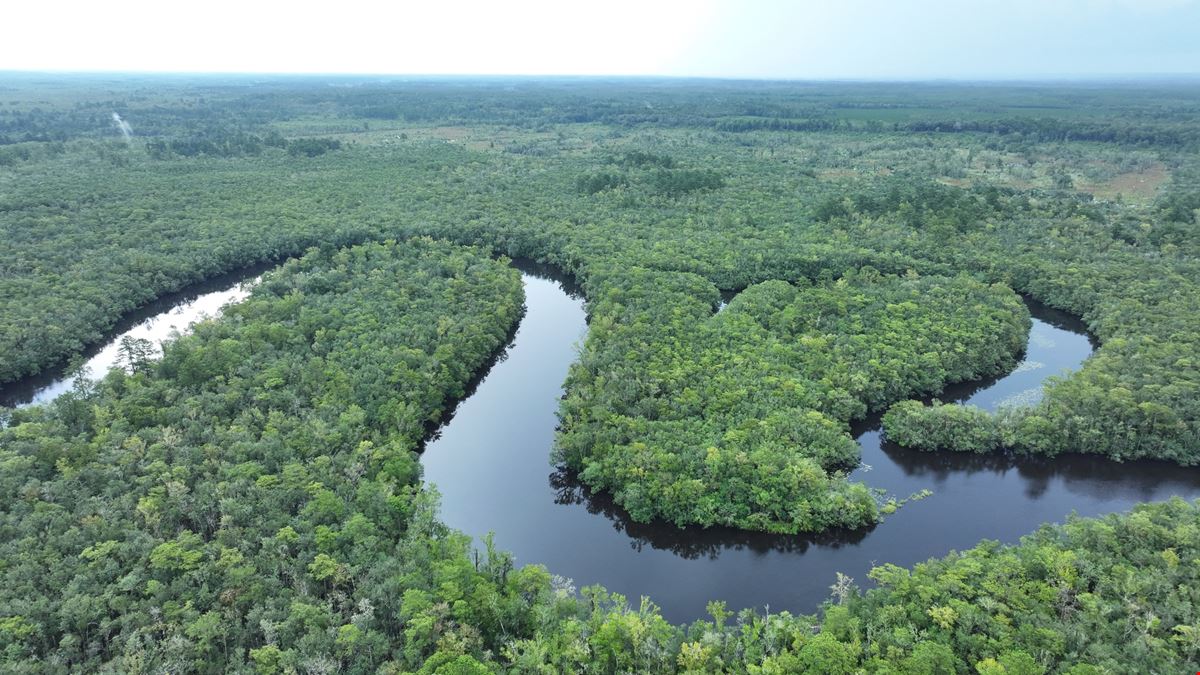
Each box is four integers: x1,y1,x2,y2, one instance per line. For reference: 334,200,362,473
551,468,874,559
16,258,1190,625
0,264,272,409
422,269,1200,623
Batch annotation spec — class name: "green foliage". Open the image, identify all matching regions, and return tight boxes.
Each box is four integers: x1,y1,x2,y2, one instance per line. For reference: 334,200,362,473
576,170,627,195
576,156,721,197
617,150,676,169
848,499,1200,674
648,168,725,196
883,400,1004,453
286,137,341,158
0,239,524,670
3,79,1197,474
5,75,1200,671
558,269,1028,532
145,133,340,159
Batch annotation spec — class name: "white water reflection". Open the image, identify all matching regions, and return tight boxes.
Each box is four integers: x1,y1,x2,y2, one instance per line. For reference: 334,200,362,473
1,270,263,409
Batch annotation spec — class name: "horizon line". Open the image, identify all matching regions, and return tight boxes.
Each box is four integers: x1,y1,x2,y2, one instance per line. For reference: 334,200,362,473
3,69,1200,86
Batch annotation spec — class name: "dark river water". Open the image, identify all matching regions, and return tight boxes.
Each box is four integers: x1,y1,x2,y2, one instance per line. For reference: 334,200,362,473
423,262,1200,623
7,260,1200,624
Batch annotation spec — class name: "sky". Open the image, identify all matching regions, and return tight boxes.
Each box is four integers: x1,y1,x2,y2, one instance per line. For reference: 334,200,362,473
3,0,1200,80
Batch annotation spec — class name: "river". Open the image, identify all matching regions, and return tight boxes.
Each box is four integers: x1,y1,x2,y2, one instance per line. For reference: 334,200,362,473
0,265,267,409
6,259,1200,624
422,262,1200,623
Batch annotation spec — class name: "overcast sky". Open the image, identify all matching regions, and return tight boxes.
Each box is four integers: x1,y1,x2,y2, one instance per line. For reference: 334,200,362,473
4,0,1199,79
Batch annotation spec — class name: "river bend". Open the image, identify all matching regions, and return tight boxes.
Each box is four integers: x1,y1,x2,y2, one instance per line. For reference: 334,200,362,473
423,262,1200,622
6,260,1200,623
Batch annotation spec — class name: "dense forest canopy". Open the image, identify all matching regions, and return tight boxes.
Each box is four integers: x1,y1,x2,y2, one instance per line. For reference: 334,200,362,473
0,239,527,670
1,74,1199,671
556,269,1028,533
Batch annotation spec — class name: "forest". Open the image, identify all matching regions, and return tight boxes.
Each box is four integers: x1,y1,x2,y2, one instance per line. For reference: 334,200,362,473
556,269,1028,533
1,74,1199,671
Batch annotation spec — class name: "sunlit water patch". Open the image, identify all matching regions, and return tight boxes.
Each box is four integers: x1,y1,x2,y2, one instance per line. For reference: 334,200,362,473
0,266,266,409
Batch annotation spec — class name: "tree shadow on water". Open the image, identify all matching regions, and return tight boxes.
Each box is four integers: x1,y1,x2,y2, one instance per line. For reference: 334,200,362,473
549,468,874,561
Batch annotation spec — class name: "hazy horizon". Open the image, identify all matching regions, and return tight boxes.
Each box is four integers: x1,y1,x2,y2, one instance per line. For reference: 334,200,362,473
4,70,1200,85
6,1,1200,81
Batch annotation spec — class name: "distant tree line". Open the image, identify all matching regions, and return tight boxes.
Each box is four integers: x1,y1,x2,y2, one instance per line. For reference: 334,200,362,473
147,131,340,159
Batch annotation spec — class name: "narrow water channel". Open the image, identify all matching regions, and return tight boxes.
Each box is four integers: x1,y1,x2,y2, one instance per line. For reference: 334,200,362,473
423,264,1200,623
0,266,266,409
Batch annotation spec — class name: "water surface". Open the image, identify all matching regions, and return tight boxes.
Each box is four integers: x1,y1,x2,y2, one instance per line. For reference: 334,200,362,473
423,267,1200,623
9,261,1197,624
0,266,265,409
